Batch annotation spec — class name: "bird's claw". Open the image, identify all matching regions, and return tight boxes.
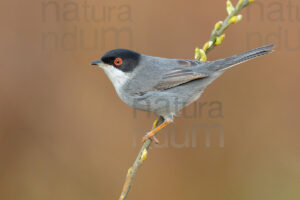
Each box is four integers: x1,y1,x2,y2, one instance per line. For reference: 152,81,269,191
142,134,159,144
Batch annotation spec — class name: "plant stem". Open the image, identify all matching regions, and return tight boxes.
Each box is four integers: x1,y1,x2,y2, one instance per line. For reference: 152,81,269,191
206,0,252,53
118,117,164,200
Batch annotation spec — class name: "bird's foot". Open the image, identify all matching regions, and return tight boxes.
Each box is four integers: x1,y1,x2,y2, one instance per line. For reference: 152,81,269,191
142,119,172,144
142,133,160,144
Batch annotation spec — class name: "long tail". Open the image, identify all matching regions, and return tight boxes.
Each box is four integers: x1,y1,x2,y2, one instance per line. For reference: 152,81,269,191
209,44,274,71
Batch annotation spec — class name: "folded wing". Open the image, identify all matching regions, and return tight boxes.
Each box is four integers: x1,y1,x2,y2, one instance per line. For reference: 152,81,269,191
153,68,208,91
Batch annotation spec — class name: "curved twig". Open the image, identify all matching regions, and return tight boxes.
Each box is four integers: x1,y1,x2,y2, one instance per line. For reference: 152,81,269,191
118,117,164,200
195,0,254,61
118,1,255,199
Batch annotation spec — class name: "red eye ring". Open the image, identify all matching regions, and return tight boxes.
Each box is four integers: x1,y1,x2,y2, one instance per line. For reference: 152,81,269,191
114,58,123,66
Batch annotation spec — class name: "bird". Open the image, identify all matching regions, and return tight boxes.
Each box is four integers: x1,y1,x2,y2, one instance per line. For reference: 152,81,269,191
91,44,274,143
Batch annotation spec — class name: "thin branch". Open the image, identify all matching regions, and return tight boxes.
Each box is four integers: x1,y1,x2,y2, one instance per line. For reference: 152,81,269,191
195,0,254,61
118,117,164,200
118,1,255,199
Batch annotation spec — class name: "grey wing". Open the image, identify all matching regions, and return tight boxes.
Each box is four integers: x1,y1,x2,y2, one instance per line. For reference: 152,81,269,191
153,67,208,91
126,58,210,96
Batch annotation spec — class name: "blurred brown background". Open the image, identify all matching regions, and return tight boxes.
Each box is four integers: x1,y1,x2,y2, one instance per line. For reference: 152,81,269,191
1,0,299,199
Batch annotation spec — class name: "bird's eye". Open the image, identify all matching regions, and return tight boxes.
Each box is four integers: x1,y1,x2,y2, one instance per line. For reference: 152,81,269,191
114,58,123,66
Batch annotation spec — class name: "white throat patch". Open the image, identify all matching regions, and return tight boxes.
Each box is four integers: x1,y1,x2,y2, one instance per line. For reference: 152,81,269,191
102,65,130,92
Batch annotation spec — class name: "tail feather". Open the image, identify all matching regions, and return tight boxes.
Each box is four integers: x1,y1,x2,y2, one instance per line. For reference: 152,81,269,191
209,44,275,71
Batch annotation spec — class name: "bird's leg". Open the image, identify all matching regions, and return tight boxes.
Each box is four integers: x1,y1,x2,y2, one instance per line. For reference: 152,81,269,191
142,118,172,143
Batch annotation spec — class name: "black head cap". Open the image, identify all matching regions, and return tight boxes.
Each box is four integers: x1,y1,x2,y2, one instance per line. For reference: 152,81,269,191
101,49,141,72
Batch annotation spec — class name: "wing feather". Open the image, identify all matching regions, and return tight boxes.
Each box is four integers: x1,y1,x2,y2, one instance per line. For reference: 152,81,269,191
153,68,208,91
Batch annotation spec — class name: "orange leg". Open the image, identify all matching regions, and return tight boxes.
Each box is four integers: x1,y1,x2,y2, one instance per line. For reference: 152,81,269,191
142,120,171,143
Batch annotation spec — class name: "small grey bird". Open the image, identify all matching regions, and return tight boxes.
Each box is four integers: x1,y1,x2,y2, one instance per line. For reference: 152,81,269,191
91,45,274,142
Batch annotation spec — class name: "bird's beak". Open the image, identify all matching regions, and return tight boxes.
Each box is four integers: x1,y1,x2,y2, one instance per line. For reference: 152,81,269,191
90,60,103,65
